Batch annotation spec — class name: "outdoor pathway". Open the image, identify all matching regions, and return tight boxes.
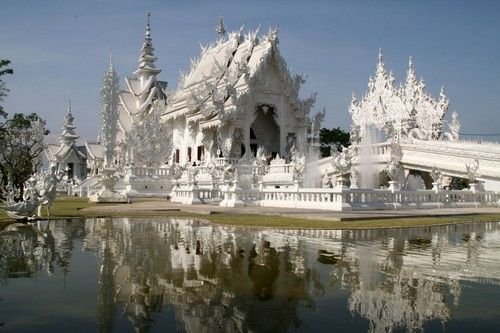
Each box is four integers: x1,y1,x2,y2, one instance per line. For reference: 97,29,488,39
82,199,500,221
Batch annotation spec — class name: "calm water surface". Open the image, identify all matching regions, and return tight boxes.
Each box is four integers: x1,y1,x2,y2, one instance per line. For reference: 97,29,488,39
1,218,500,332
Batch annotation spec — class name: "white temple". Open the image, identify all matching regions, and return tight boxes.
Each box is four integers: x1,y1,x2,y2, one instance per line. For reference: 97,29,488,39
44,100,87,186
70,14,500,210
162,21,315,164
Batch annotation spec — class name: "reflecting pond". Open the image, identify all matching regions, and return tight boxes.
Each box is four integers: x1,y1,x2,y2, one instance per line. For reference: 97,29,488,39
1,218,500,332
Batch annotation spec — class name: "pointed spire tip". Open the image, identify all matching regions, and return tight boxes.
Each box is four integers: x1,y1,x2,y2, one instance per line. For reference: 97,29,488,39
216,16,227,39
108,49,113,69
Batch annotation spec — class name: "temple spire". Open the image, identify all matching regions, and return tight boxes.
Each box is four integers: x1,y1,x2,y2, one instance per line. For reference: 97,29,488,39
134,12,161,78
65,99,74,125
216,16,227,40
108,49,113,69
60,99,79,146
375,48,387,78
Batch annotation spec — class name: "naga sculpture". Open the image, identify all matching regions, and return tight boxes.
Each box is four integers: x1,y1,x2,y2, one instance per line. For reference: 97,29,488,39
1,164,65,219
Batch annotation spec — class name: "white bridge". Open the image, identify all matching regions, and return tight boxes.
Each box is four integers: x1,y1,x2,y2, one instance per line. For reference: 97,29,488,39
314,139,500,191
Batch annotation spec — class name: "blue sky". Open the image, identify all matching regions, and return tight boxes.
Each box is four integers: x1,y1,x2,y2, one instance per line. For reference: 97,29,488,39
1,0,500,143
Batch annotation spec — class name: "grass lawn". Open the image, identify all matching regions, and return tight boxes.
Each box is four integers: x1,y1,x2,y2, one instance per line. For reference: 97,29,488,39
2,196,500,230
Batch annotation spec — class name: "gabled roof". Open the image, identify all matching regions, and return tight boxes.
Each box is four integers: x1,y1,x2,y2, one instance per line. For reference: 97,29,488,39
163,28,287,121
45,143,86,163
85,141,104,160
55,144,86,161
45,144,59,163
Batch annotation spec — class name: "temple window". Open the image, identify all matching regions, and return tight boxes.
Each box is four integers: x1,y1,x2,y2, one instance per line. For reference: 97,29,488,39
175,149,180,163
197,146,204,161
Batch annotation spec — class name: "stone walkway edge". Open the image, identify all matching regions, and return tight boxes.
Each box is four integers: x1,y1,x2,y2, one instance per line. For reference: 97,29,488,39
82,200,500,222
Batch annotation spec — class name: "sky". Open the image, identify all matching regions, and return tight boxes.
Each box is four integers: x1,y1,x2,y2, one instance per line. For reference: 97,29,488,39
1,0,500,144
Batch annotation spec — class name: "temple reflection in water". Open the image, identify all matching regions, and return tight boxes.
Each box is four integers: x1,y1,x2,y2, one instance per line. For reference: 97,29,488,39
1,218,500,332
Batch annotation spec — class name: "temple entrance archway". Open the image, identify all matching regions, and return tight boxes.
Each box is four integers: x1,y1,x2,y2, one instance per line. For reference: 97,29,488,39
250,104,280,156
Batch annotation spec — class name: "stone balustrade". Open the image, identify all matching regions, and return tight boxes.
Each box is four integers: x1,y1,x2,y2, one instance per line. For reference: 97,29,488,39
213,187,500,211
172,186,221,205
268,163,293,174
130,166,172,178
215,157,240,166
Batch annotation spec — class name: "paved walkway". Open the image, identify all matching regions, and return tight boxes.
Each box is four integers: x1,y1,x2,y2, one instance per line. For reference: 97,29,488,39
83,199,500,221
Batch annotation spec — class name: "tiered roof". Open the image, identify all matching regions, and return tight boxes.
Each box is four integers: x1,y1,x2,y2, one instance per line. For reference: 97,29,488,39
116,13,167,141
162,23,311,129
46,101,86,163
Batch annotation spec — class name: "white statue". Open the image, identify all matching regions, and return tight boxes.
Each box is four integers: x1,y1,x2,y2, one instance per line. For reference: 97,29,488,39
465,159,479,183
290,144,305,182
321,173,331,188
1,164,64,219
330,146,352,175
36,164,65,217
1,177,38,219
430,166,442,183
385,159,401,181
2,178,20,204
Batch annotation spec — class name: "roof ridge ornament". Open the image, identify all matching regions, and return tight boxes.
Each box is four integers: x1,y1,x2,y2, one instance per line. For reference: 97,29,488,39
65,99,74,125
268,26,279,45
134,12,161,78
216,16,227,40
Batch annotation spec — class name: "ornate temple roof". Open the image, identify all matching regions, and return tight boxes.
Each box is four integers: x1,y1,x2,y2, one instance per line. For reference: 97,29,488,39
45,101,86,163
116,13,168,138
350,50,449,142
85,141,104,160
162,22,304,124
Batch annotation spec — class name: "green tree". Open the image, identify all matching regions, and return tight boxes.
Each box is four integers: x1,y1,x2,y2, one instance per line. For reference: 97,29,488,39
319,127,350,157
0,59,13,119
0,60,49,195
0,113,49,193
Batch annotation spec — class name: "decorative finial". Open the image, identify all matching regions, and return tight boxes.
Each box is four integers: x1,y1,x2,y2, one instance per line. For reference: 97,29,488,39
146,12,151,38
65,99,74,126
408,56,413,70
378,48,383,63
108,49,113,69
216,16,226,39
268,26,279,45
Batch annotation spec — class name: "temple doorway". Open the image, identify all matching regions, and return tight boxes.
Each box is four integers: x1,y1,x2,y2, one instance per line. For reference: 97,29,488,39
250,104,280,156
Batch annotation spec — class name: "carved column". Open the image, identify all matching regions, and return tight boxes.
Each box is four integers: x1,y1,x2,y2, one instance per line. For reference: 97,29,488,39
279,96,286,156
202,129,215,161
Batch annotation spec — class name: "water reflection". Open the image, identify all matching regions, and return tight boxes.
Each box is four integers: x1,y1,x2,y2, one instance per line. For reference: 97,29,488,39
1,219,500,332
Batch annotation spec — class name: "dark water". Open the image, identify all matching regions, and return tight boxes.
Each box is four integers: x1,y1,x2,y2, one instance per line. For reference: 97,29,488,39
1,218,500,333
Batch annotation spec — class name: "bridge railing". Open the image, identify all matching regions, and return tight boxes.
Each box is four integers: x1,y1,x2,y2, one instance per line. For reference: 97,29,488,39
214,187,500,210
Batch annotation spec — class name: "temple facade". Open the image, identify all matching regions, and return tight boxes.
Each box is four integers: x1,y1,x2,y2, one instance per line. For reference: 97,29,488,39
101,15,315,171
44,101,87,185
161,19,316,165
